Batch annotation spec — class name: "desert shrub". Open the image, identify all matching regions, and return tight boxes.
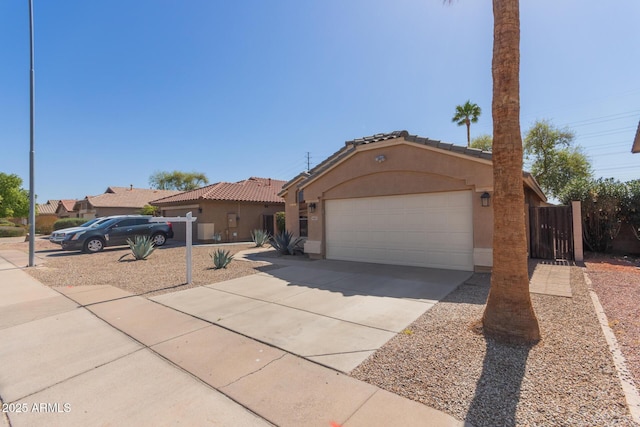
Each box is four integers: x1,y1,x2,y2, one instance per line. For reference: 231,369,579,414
251,229,271,247
275,212,285,234
53,218,89,231
119,235,156,261
271,230,304,255
0,226,26,237
211,249,233,269
35,216,58,235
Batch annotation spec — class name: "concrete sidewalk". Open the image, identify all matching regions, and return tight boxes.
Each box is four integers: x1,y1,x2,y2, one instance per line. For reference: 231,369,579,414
0,250,469,427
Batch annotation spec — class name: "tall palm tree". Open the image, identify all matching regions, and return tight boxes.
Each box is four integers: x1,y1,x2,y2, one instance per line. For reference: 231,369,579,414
452,100,481,146
482,0,540,343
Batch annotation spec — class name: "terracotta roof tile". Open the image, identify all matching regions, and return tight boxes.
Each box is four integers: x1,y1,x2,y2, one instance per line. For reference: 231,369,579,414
152,177,286,205
37,200,59,215
85,188,181,208
59,199,78,212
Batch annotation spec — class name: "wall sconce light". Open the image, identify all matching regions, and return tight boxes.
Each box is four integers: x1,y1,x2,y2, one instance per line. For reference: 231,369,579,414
375,154,386,163
198,207,203,213
308,202,317,213
481,192,491,207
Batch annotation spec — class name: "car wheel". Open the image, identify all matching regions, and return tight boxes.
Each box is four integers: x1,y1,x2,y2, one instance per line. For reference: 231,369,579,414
84,237,105,253
151,232,167,246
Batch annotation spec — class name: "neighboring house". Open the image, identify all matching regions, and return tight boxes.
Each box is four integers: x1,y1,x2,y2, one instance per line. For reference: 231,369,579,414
74,186,181,219
279,130,547,272
632,120,640,153
35,200,61,234
151,177,285,243
36,200,59,217
55,199,78,218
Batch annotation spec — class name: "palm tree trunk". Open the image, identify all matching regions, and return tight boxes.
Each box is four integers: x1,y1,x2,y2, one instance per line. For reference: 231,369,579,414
466,119,471,146
482,0,540,343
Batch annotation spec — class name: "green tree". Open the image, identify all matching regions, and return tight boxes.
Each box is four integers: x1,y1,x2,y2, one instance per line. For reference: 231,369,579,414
559,177,627,252
524,119,592,199
140,204,159,216
470,134,493,151
452,100,482,146
0,173,29,218
625,180,640,240
481,0,540,343
149,171,209,191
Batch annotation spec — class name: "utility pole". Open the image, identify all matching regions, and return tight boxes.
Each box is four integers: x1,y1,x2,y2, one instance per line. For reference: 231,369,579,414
306,152,311,172
28,0,36,267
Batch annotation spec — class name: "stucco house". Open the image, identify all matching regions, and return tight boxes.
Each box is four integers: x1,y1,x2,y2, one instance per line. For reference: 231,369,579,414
55,199,78,218
74,187,180,219
151,177,285,243
279,131,547,272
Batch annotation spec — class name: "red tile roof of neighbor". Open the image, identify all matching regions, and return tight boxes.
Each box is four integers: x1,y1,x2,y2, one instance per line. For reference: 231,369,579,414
152,177,286,205
83,188,181,208
58,199,78,212
37,200,59,215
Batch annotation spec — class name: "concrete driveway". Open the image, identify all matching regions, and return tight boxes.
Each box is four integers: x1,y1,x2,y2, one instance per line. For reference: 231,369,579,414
152,258,471,372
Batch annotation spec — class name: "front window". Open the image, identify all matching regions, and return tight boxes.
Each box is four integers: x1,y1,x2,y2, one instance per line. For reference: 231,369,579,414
299,216,308,237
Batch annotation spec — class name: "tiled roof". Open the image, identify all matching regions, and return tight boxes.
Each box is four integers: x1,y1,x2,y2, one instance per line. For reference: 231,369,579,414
633,120,640,153
152,177,286,205
345,130,492,161
37,200,59,215
58,199,78,212
84,188,181,209
281,130,544,200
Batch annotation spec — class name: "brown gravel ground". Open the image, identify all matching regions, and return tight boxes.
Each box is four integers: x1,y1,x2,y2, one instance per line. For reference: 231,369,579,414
351,267,637,426
585,253,640,397
2,237,275,298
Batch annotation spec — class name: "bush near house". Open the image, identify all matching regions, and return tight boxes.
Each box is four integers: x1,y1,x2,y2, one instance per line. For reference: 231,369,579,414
53,218,88,231
0,226,26,237
36,216,58,235
275,212,285,234
560,178,640,253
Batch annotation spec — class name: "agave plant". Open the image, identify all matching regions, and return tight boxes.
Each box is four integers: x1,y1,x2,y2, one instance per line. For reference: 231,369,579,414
211,249,233,269
251,229,271,247
271,230,304,255
119,235,156,261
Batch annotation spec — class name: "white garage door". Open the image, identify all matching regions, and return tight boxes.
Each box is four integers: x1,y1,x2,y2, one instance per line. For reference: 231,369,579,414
325,191,474,271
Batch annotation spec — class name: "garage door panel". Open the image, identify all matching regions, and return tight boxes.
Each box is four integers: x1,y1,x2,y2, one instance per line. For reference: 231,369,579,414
326,192,473,271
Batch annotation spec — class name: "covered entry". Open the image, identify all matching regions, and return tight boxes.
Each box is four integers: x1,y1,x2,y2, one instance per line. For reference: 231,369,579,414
325,191,474,271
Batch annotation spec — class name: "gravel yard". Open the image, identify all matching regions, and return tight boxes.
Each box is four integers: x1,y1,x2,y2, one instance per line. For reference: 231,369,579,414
2,237,638,425
4,238,273,297
351,267,637,426
585,254,640,397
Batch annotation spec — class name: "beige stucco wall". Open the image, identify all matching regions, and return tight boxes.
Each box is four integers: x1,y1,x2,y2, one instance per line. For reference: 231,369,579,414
160,201,283,243
282,139,548,269
284,141,496,265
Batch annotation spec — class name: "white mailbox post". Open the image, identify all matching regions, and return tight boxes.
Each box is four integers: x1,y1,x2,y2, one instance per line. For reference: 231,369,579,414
150,211,197,284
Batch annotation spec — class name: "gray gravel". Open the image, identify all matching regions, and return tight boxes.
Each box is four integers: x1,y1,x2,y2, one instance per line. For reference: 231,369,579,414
351,268,637,426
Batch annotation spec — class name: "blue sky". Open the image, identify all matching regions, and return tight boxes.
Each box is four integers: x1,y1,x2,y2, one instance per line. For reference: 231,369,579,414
1,0,638,203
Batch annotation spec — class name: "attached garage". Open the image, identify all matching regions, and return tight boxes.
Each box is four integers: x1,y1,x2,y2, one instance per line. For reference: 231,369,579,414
279,131,547,272
325,192,474,270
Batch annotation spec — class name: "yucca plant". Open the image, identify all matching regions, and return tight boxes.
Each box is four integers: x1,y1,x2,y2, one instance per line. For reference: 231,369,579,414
271,230,304,255
211,249,233,269
251,229,271,247
119,235,156,261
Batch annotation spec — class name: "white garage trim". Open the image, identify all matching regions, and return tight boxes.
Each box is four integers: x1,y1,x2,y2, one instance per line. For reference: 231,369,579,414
325,191,474,271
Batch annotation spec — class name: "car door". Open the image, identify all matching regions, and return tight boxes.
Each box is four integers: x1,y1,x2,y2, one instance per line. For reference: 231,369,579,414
106,218,140,246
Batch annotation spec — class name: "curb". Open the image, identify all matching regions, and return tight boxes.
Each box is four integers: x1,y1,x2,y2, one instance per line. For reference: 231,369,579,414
584,270,640,424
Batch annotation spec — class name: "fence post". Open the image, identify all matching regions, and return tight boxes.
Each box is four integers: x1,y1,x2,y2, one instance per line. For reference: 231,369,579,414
572,201,583,262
